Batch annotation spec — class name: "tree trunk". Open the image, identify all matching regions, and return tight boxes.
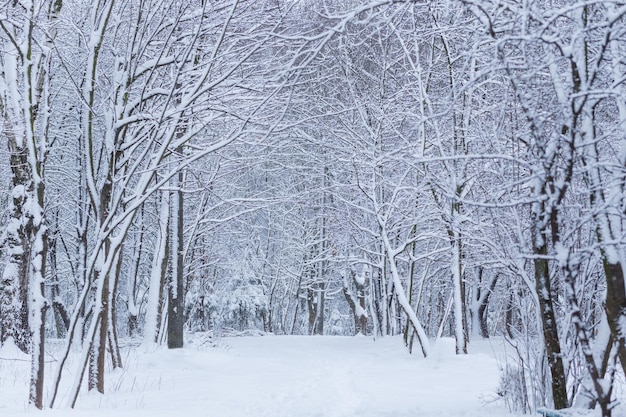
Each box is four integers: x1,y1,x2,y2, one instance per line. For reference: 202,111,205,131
94,274,109,394
108,249,124,368
533,243,568,409
144,192,169,346
452,238,467,354
167,169,185,349
307,283,325,335
470,270,498,339
1,141,31,352
601,261,626,377
28,183,49,409
342,269,368,335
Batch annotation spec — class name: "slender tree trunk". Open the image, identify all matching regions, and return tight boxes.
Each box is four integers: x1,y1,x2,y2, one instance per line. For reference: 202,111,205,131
108,248,123,368
381,231,430,357
451,237,467,354
144,192,170,346
28,179,49,409
168,168,185,349
533,237,568,409
93,273,109,394
600,260,626,377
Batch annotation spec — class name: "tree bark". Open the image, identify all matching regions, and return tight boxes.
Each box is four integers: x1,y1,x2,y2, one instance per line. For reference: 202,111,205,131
1,141,31,351
533,240,568,409
168,169,185,349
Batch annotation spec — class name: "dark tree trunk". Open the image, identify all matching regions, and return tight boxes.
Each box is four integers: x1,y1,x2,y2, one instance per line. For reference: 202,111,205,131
109,249,124,368
534,246,568,410
96,276,109,394
307,282,325,335
602,261,626,377
168,171,185,349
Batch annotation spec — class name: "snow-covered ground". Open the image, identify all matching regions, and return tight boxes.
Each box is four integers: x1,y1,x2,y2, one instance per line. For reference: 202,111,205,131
0,335,593,417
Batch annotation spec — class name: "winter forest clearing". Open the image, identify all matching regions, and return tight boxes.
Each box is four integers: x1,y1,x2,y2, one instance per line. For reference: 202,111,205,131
1,0,626,415
0,335,541,417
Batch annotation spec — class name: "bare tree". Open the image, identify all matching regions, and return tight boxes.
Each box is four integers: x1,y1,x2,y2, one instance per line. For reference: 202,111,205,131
0,0,63,408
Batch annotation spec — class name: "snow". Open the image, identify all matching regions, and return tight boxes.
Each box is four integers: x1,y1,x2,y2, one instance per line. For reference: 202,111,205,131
0,336,514,417
0,337,29,362
555,242,569,267
2,262,19,282
12,185,26,199
354,264,369,286
354,305,367,318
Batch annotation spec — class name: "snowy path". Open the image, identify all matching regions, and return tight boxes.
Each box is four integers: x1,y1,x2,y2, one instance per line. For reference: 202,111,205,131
1,336,512,417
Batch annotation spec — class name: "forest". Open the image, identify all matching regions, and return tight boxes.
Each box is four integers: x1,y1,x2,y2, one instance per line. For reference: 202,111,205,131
0,0,625,415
